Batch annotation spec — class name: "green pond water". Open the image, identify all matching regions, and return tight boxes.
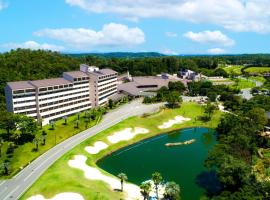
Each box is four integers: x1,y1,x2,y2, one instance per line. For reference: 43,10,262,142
97,127,219,200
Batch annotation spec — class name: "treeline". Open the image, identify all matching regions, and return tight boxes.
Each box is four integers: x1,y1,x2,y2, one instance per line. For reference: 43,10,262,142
1,49,270,111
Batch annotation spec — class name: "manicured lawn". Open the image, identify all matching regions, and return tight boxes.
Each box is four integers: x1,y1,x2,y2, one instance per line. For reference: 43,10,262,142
248,76,266,83
230,78,256,90
0,111,102,178
21,102,222,200
244,67,270,74
222,65,244,75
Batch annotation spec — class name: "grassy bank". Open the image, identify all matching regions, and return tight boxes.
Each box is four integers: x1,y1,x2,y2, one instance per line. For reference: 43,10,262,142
21,102,222,200
244,67,270,74
222,65,244,76
230,78,256,90
0,111,102,178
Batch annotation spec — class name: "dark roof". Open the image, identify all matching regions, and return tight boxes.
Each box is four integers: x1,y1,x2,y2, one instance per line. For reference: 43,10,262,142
31,78,72,88
6,81,35,90
100,68,117,75
63,71,88,78
118,76,182,96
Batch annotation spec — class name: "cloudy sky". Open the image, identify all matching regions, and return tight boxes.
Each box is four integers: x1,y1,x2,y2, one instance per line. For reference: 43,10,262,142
0,0,270,54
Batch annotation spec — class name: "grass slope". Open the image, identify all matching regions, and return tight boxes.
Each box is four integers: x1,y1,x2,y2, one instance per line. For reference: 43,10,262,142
21,102,222,200
244,67,270,74
0,112,101,178
222,65,244,76
230,78,256,90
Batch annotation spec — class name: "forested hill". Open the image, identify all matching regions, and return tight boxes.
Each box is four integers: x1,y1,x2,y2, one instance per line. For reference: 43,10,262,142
67,52,165,58
0,49,270,110
0,49,80,110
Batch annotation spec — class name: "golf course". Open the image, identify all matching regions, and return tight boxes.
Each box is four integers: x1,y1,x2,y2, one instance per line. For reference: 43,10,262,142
21,102,222,200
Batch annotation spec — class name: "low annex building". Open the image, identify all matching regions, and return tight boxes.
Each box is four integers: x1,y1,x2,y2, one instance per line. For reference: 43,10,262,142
5,64,117,125
118,76,183,97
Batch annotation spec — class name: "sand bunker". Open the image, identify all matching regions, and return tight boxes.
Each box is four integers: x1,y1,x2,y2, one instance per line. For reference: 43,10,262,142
107,127,149,144
68,155,164,200
85,141,108,154
27,193,84,200
68,155,141,199
158,116,191,129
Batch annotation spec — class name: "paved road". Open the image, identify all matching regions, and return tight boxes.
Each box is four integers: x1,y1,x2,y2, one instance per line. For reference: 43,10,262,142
239,77,263,100
0,100,162,200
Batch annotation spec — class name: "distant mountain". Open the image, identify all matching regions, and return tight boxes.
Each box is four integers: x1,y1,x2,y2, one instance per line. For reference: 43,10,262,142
66,52,165,58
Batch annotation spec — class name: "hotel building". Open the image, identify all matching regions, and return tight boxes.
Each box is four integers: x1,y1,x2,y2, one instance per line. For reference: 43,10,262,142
5,64,118,125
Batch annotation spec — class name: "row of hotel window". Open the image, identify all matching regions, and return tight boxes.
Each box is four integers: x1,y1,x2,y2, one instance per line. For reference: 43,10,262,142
39,95,89,108
97,73,117,80
14,97,90,112
39,98,90,113
15,103,92,119
99,90,117,101
97,79,117,88
97,76,117,83
13,90,89,104
42,103,91,120
98,87,117,97
12,76,116,96
12,80,89,95
13,85,89,99
98,84,117,93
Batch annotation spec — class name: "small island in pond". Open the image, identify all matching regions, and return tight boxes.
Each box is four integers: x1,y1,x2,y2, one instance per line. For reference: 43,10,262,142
165,139,196,147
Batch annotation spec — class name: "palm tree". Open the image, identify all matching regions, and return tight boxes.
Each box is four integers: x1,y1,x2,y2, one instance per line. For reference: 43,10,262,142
2,160,9,175
140,181,152,200
50,121,55,130
164,182,181,200
63,116,67,125
75,120,79,129
33,137,39,151
0,139,3,157
117,173,128,192
41,131,47,145
152,172,163,199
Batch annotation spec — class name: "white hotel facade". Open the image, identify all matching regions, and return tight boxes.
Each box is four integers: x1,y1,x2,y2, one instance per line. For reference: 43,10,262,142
5,64,118,125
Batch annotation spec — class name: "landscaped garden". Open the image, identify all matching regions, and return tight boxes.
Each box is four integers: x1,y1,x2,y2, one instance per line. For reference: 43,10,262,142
21,102,222,200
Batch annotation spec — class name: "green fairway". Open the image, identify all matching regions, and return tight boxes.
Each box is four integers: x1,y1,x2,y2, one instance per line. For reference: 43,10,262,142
248,76,266,83
230,78,256,90
0,111,102,178
222,65,244,75
21,102,222,200
244,67,270,74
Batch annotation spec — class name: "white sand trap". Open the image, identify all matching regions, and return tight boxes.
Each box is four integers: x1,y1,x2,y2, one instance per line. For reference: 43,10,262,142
158,116,191,129
107,127,149,144
27,193,84,200
68,155,141,200
85,141,108,154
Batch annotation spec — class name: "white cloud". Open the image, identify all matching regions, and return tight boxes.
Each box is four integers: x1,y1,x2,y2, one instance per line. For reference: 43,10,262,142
184,30,235,46
160,48,178,55
165,32,178,38
1,41,65,51
207,48,226,54
0,0,8,10
34,23,145,50
65,0,270,33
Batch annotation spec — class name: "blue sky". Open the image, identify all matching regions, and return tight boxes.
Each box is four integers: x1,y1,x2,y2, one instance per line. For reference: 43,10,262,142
0,0,270,54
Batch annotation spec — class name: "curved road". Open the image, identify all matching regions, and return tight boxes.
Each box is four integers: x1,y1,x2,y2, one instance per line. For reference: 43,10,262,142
0,100,162,200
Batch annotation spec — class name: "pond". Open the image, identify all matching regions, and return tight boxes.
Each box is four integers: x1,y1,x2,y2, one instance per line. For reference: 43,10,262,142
97,127,220,200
